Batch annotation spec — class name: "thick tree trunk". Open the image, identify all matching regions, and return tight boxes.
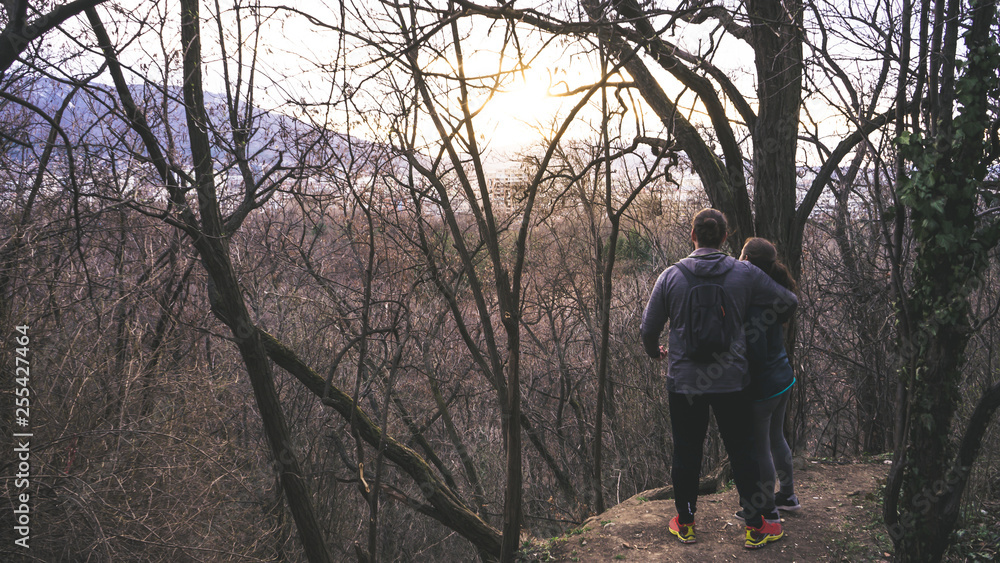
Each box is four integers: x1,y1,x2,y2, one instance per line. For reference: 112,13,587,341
885,0,999,557
748,0,804,271
893,325,966,562
500,318,523,562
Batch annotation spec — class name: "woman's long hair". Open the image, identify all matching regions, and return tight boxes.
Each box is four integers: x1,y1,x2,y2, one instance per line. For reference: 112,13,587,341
741,237,797,292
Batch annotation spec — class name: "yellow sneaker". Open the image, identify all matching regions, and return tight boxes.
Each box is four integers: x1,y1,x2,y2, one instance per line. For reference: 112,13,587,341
745,519,783,549
669,515,695,544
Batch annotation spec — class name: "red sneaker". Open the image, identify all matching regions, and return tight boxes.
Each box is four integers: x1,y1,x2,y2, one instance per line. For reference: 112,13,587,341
745,518,783,549
669,515,695,544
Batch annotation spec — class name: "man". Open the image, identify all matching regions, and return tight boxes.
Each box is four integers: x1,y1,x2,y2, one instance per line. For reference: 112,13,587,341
640,208,797,549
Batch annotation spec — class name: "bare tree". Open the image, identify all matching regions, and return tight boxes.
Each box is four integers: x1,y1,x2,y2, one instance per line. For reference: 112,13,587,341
882,0,1000,558
6,0,1000,561
0,1,113,74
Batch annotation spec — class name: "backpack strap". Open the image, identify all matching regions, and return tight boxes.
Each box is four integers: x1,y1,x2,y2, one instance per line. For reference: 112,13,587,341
673,260,697,286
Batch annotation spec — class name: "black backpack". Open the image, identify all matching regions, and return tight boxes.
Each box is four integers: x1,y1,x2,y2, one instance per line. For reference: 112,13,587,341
674,260,737,363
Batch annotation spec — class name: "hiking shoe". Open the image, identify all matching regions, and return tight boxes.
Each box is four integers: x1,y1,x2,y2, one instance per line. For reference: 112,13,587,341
775,493,802,512
745,519,783,549
668,515,696,544
734,509,746,521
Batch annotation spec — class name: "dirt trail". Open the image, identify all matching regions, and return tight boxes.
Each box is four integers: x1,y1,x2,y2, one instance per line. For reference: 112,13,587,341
532,460,890,562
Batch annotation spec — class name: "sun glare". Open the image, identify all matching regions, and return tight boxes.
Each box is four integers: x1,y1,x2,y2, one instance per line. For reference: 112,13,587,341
453,54,600,154
479,73,560,148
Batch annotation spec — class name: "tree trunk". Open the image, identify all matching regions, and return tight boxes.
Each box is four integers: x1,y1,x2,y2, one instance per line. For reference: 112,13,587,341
748,0,804,272
260,330,502,556
885,0,999,557
500,312,523,562
178,1,332,559
0,0,111,75
89,4,334,560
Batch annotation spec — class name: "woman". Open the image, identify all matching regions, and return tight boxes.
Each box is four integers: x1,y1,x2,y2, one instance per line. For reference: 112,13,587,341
740,237,801,515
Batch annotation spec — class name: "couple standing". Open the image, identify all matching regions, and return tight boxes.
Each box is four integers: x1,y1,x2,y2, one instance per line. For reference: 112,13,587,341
640,208,801,549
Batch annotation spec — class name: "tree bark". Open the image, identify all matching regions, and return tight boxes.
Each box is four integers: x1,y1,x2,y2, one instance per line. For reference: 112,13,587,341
885,0,999,557
0,0,109,74
748,0,804,269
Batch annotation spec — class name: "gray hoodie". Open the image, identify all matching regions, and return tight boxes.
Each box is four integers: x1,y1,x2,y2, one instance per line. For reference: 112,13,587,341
641,248,798,394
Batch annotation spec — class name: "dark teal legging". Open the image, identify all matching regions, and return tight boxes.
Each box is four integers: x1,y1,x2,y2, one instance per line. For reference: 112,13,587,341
751,390,795,502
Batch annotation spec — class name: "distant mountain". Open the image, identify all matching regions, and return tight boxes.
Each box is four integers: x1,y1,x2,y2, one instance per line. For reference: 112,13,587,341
1,76,357,173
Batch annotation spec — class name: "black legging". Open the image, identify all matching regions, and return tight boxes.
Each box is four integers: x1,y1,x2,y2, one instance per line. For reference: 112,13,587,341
668,389,774,526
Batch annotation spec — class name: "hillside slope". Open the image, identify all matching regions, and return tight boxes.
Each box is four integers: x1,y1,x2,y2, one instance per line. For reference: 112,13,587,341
526,460,890,562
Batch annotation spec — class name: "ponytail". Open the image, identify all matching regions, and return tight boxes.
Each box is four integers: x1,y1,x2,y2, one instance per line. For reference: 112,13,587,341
741,237,797,292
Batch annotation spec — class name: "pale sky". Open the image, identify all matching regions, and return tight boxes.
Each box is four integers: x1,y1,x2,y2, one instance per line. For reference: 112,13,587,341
49,0,881,168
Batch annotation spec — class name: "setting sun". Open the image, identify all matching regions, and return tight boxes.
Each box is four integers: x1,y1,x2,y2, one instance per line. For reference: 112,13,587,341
419,42,605,154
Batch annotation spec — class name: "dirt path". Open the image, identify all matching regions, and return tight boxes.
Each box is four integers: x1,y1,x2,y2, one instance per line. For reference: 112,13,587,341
531,460,891,562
